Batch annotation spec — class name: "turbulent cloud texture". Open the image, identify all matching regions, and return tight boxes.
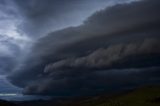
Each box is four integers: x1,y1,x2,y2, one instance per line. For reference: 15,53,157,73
14,0,132,38
44,38,160,71
9,0,160,96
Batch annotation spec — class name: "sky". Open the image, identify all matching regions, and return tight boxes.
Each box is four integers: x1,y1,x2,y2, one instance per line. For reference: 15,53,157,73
0,0,160,100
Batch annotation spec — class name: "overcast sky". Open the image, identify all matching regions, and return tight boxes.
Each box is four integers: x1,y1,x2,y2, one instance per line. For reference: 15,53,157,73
0,0,160,98
0,0,136,75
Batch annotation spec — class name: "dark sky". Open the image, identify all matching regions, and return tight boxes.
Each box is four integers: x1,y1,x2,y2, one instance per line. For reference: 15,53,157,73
0,0,160,98
0,0,135,74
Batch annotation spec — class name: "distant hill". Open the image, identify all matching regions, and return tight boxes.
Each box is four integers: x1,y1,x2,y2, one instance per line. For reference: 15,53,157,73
0,100,16,106
1,86,160,106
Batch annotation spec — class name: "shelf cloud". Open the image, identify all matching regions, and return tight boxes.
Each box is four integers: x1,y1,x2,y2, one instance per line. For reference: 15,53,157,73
8,0,160,96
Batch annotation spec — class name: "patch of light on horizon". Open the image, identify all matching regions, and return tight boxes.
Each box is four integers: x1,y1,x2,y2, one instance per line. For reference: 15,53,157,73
0,93,18,96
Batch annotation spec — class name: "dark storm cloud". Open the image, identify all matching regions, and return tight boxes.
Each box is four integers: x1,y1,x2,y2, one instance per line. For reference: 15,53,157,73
23,67,160,96
9,0,160,96
13,0,135,38
14,0,83,37
0,57,16,74
0,0,137,76
44,38,160,72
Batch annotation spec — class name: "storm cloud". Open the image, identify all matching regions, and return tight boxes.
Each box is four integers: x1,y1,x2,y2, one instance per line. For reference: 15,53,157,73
0,0,31,75
13,0,135,38
9,0,160,96
44,38,160,72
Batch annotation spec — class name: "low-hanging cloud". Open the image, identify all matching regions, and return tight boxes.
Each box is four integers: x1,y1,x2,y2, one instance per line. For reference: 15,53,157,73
23,67,160,96
9,0,160,96
44,38,160,72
